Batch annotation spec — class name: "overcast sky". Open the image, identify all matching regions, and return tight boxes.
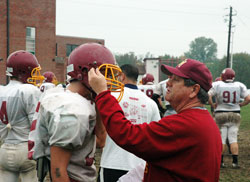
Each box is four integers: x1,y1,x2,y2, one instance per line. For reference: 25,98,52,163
56,0,250,59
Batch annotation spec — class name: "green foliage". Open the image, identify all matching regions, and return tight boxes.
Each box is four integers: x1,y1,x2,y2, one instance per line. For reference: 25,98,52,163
231,53,250,88
207,53,250,87
205,59,225,80
185,36,218,62
115,52,139,67
160,54,172,59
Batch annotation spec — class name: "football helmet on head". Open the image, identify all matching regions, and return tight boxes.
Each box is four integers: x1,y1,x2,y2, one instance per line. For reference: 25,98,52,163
215,77,221,82
142,73,154,85
43,71,58,85
221,68,235,82
67,43,124,101
6,50,44,86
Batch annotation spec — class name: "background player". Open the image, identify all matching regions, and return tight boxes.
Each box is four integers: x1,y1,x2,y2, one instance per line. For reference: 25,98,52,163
0,50,43,181
39,71,58,92
155,79,176,117
138,73,156,98
209,68,250,168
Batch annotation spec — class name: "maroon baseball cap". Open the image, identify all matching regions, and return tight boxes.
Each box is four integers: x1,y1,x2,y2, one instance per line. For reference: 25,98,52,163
161,59,212,91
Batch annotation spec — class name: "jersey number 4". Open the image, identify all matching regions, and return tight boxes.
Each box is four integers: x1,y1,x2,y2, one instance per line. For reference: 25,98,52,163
0,101,9,124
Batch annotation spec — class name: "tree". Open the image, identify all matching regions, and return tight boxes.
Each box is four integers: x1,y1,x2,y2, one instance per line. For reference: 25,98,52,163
114,52,139,66
207,52,250,88
231,53,250,88
185,36,218,62
205,59,224,80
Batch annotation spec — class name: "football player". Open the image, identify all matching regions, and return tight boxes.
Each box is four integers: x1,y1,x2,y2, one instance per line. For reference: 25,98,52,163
0,50,43,181
39,71,58,92
209,68,250,168
138,73,156,98
31,43,123,182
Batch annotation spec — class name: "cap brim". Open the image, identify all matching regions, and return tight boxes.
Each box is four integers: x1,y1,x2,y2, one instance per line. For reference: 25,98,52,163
161,65,189,78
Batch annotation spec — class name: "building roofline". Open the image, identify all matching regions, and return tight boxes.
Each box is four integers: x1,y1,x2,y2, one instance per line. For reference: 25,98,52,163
56,34,104,41
143,57,161,62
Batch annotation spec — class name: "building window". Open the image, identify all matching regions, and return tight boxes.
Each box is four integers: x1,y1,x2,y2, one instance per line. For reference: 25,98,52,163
26,27,36,54
66,44,78,57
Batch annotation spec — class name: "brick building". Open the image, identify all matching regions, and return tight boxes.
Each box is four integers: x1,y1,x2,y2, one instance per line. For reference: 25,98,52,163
0,0,104,85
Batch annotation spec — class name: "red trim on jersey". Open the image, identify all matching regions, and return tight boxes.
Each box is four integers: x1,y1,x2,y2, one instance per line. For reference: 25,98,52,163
35,102,41,112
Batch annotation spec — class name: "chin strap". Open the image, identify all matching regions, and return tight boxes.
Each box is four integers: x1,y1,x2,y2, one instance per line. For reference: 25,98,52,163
81,82,97,102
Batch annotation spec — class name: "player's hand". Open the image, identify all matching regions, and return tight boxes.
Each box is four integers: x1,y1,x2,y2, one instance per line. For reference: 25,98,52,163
88,68,108,94
213,103,217,109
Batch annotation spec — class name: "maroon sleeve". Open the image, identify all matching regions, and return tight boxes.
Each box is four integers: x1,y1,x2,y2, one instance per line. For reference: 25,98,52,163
95,91,178,161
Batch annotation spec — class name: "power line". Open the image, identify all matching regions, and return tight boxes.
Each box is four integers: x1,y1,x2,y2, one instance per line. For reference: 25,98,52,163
236,16,250,31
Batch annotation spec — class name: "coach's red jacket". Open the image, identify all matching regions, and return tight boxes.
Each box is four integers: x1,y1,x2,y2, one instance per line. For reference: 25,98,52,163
96,91,222,182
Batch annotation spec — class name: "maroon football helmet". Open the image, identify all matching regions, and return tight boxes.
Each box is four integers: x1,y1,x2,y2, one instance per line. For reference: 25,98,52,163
6,50,44,85
67,43,124,101
215,77,221,82
142,73,154,85
43,71,58,85
221,68,235,82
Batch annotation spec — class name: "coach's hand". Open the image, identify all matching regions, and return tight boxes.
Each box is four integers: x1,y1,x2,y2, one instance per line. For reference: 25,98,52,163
88,68,108,94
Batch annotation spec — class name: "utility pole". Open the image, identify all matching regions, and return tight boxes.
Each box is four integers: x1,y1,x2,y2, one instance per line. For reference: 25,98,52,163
226,6,232,68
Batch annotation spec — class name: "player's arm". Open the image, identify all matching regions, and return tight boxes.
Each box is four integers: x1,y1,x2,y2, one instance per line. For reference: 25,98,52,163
50,146,72,182
208,94,216,109
239,94,250,107
95,108,107,148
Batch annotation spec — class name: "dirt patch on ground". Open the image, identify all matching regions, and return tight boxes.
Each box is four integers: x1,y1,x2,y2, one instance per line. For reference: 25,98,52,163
219,129,250,182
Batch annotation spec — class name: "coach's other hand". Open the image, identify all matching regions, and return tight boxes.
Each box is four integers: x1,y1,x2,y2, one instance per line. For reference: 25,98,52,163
88,68,108,94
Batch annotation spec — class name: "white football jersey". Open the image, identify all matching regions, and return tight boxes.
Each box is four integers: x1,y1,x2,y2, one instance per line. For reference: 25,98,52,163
155,80,167,98
100,86,161,171
155,79,170,106
0,80,41,144
138,84,157,98
32,86,97,181
209,81,249,111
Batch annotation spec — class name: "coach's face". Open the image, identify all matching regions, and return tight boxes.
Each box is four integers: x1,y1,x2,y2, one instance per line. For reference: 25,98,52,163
165,75,194,113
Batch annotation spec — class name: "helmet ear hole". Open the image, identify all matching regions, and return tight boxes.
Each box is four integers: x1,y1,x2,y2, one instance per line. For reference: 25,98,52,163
81,67,88,74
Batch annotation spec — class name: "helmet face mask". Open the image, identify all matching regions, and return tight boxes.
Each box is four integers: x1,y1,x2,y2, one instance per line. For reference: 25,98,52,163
27,66,45,87
67,43,124,101
6,50,44,86
99,64,124,102
221,68,235,82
